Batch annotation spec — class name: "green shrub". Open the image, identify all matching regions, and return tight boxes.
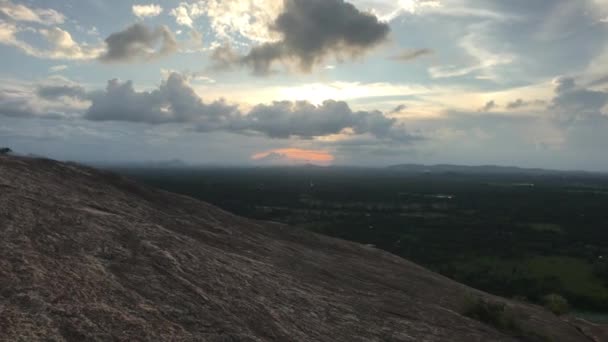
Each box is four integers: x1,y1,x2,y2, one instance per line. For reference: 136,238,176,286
542,294,569,316
463,297,520,332
462,296,554,342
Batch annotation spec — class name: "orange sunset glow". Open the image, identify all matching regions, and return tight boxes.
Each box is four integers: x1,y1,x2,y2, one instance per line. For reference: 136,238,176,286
251,148,335,165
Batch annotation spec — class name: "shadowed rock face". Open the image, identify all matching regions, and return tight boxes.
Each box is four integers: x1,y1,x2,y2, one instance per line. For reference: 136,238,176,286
0,155,603,341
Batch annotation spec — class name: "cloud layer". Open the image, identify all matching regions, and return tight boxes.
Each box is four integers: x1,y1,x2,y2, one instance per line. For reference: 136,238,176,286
20,72,414,143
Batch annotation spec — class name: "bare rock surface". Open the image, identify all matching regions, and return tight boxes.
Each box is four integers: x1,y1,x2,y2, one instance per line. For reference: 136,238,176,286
0,155,604,341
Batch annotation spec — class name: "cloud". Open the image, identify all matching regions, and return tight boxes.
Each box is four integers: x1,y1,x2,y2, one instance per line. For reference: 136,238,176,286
351,0,441,22
170,0,282,42
550,76,608,122
4,72,417,144
479,100,498,112
0,87,44,118
0,22,102,60
0,23,103,60
428,22,514,80
0,78,87,119
506,98,546,110
554,76,576,94
589,75,608,87
39,27,102,59
240,100,396,139
99,23,177,62
208,44,241,71
252,148,334,165
49,65,68,73
213,0,390,75
86,73,238,125
0,0,64,25
390,48,433,62
132,4,163,18
506,99,525,110
160,69,216,84
81,72,413,141
170,2,201,28
390,104,407,114
36,84,87,101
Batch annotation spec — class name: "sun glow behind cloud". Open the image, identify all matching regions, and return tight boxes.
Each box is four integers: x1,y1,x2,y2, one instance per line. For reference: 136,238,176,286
251,148,335,165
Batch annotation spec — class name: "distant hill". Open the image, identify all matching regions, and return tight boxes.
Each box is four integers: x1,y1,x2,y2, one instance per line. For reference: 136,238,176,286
0,154,605,341
387,163,591,175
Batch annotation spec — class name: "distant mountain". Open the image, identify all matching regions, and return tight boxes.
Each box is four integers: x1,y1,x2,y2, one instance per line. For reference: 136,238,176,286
387,163,590,175
91,158,190,169
0,154,604,341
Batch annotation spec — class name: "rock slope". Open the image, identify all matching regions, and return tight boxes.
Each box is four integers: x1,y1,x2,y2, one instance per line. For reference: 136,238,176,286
0,155,603,341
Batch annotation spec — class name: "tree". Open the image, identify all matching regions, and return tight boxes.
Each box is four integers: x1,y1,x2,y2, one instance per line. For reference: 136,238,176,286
0,147,12,155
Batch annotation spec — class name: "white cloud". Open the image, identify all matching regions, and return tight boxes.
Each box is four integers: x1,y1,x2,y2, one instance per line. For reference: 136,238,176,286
49,65,68,73
0,23,103,60
170,3,202,28
0,0,64,25
352,0,513,22
584,45,608,83
591,0,608,21
132,4,163,18
353,0,440,22
87,26,99,36
429,23,515,80
276,82,435,106
170,0,282,43
160,69,216,83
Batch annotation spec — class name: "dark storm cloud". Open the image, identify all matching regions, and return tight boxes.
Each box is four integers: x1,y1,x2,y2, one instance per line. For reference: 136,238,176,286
389,48,433,62
212,0,390,75
83,72,410,141
99,23,178,63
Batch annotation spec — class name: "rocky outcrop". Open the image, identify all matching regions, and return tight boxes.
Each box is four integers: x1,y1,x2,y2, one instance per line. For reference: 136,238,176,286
0,154,603,341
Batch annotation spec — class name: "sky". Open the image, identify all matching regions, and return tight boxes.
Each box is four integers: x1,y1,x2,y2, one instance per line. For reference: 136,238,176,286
0,0,607,170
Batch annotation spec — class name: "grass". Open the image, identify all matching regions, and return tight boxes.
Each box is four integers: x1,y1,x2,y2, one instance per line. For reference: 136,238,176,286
526,257,608,299
449,256,608,310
